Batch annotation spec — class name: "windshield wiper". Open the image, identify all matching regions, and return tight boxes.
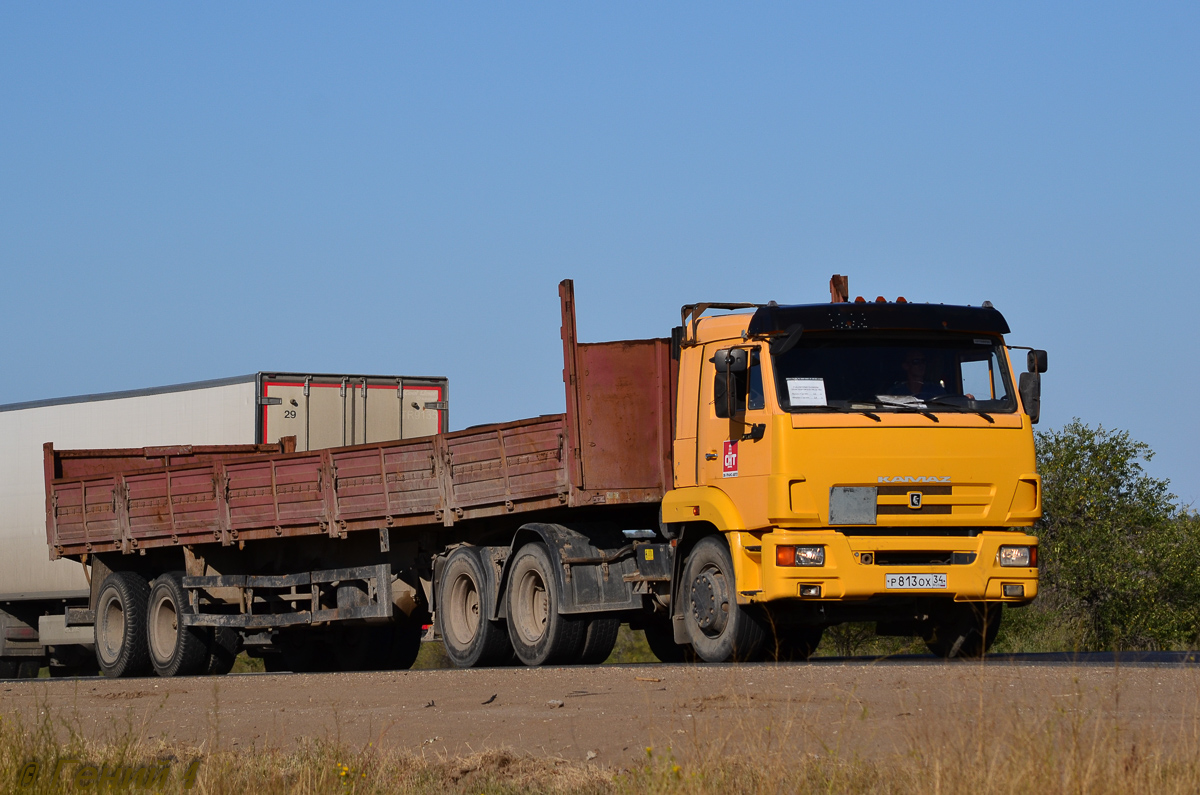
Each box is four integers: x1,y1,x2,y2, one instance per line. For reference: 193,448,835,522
869,397,940,423
924,394,995,423
828,404,881,422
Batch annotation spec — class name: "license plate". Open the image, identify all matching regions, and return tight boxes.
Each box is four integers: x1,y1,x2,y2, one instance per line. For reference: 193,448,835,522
885,573,947,590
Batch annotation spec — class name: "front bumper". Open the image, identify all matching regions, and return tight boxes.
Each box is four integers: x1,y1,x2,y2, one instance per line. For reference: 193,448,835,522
752,529,1038,603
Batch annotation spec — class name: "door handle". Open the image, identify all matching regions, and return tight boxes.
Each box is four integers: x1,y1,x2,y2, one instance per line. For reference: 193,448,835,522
705,452,718,461
741,424,766,442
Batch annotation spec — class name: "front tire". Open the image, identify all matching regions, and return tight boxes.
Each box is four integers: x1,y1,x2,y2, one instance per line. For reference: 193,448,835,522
925,603,1002,659
505,543,585,666
641,616,695,663
94,572,152,678
437,547,512,668
681,536,766,663
767,627,824,661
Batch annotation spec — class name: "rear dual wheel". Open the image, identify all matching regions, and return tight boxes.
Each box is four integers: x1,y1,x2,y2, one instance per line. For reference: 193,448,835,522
437,547,514,668
147,573,210,677
0,659,41,678
95,571,153,678
441,543,621,668
505,543,588,667
95,571,245,678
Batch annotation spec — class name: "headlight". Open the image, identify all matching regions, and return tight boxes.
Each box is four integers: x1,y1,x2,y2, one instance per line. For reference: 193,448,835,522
998,545,1035,567
776,545,825,567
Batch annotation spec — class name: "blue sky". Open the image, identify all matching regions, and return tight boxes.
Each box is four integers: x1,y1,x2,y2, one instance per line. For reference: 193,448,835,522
2,4,1197,505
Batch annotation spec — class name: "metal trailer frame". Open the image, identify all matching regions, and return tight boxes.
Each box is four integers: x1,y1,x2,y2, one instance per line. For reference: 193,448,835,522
44,281,680,632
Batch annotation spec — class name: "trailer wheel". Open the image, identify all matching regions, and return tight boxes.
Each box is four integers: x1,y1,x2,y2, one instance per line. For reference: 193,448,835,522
925,603,1002,659
505,543,585,666
147,572,209,677
681,536,766,663
327,622,422,672
382,619,423,670
278,634,333,673
49,645,100,678
1,659,41,678
202,628,241,676
94,572,152,678
437,548,512,668
577,617,620,665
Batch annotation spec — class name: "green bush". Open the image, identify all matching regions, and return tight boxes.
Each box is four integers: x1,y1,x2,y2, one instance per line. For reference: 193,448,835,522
1025,419,1200,650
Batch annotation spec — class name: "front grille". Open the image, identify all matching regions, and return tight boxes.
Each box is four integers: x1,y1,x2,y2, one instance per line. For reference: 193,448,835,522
877,485,951,496
872,551,977,566
838,526,983,537
877,505,951,515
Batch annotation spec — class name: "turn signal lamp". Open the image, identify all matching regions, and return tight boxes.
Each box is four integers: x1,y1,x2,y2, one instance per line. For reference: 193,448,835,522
776,545,825,567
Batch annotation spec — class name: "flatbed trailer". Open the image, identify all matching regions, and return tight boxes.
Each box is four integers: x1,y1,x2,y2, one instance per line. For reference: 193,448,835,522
44,278,1048,677
0,370,445,678
45,282,681,674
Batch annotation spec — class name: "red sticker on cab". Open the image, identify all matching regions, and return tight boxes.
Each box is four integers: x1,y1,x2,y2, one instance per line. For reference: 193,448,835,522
723,440,738,478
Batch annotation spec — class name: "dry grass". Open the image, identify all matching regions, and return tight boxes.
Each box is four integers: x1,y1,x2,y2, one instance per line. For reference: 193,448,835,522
3,665,1199,794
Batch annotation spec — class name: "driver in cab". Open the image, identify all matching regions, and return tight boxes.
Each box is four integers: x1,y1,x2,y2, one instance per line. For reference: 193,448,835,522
889,350,948,401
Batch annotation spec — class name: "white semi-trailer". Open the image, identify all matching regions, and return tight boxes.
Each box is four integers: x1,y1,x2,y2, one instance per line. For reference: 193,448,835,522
0,372,447,677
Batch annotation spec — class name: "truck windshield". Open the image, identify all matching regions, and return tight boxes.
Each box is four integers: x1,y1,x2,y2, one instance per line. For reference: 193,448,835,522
771,332,1017,413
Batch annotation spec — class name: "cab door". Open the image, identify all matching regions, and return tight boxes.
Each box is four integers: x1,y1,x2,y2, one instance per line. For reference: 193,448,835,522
697,342,772,530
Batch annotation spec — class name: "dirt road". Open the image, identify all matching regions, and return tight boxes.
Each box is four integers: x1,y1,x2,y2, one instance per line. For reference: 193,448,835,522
4,661,1199,766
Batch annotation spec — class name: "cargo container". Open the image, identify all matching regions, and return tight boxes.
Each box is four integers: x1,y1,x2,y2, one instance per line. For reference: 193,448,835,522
0,372,447,676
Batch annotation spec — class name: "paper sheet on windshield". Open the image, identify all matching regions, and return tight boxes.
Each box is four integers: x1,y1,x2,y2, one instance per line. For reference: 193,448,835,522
787,378,827,406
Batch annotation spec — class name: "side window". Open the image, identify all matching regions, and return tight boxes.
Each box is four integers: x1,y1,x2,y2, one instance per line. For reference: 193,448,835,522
748,349,765,410
960,358,991,399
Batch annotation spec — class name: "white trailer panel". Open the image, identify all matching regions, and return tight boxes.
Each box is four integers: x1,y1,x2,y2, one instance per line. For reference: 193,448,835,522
0,377,257,599
0,372,448,603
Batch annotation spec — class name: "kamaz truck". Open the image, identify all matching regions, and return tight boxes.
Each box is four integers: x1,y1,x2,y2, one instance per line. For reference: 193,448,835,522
40,277,1047,676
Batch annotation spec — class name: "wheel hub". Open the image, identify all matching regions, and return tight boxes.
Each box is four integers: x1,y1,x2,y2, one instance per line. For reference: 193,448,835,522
690,567,729,635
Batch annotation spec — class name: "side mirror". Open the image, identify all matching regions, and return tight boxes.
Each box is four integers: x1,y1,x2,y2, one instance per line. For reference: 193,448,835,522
1027,350,1048,374
712,349,748,419
713,348,748,374
1019,371,1041,424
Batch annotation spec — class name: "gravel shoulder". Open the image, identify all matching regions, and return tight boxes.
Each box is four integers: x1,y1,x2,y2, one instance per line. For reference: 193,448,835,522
3,661,1198,766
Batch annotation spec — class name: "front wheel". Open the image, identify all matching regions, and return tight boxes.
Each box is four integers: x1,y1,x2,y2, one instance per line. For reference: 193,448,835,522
767,627,824,662
681,536,766,663
925,603,1002,659
640,615,696,663
505,543,585,666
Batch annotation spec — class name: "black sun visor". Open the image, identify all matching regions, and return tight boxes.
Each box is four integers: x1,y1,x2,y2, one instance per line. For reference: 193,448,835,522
747,302,1011,336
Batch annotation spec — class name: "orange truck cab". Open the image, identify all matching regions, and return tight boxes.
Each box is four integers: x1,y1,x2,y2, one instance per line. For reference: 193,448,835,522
658,277,1047,660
